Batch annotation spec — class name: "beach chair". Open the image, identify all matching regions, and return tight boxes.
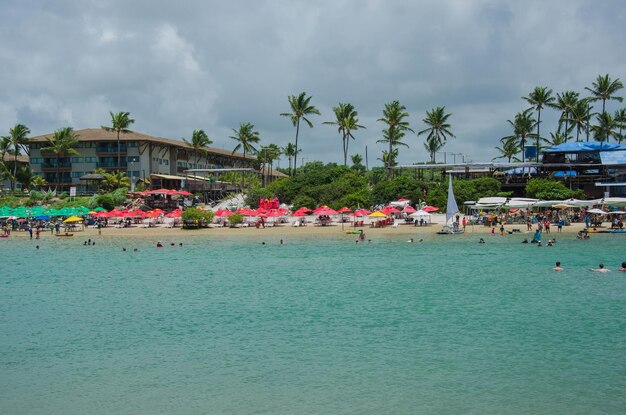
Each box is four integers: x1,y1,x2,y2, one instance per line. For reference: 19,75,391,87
292,220,300,227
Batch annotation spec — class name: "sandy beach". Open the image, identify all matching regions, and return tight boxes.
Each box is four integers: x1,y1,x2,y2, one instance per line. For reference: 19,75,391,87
7,214,590,240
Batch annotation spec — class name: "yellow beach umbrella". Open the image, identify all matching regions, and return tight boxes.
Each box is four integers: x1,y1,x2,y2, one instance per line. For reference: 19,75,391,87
63,216,83,223
369,210,387,218
552,203,575,209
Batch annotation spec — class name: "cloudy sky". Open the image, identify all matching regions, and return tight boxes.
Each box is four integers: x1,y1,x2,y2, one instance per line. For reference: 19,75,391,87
1,0,625,167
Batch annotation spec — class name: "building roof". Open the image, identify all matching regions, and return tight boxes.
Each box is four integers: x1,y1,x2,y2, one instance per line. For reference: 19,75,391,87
28,128,254,161
2,153,29,163
544,141,626,153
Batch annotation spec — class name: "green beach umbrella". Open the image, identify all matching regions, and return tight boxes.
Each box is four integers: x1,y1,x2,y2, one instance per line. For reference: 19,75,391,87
93,207,106,212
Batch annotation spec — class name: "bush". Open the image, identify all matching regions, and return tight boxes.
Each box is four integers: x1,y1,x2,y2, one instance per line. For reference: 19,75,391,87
227,213,243,227
181,207,215,223
525,178,585,200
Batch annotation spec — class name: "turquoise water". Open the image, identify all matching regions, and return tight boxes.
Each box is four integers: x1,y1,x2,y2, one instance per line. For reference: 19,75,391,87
1,232,626,414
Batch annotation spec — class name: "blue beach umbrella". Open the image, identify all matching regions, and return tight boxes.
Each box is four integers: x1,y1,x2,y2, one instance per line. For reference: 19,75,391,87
35,215,52,221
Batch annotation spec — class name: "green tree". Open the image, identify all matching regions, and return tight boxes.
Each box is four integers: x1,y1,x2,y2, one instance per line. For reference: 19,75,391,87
502,109,538,163
546,131,569,147
592,112,619,144
523,86,554,161
418,106,454,163
100,171,131,192
566,99,592,142
377,101,413,178
324,102,365,166
230,122,260,189
257,144,281,186
280,92,320,176
351,153,365,172
4,124,31,191
585,74,624,116
613,108,626,143
183,129,212,165
552,90,579,139
282,142,299,177
30,175,48,191
101,111,135,185
493,137,521,162
42,127,80,191
525,178,584,200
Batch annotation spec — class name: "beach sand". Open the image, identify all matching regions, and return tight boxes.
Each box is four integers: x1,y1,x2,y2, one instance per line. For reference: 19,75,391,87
8,214,589,240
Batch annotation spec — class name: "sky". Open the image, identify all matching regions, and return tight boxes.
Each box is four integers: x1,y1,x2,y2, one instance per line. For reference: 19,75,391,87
1,0,625,168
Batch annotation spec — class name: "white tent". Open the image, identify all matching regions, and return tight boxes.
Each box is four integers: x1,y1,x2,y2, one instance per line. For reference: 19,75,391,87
587,208,608,214
601,197,626,207
410,210,432,223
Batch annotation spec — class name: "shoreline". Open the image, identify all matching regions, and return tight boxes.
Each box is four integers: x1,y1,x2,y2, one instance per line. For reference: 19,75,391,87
4,217,591,240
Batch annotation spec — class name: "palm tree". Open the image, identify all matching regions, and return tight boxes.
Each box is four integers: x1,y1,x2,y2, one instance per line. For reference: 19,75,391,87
613,108,626,143
423,137,444,163
280,92,320,176
42,127,80,191
377,101,413,178
377,148,399,170
502,109,538,163
282,142,299,177
324,103,366,166
5,124,31,191
493,136,521,162
547,131,569,147
592,112,619,145
552,91,579,139
0,136,11,178
351,153,364,171
585,74,624,116
183,129,212,165
30,175,48,191
417,106,454,163
230,122,260,189
101,171,131,191
566,99,592,142
101,111,135,178
523,87,554,162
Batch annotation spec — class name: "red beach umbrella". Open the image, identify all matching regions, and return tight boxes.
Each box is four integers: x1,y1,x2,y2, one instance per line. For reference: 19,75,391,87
422,205,439,212
402,205,417,213
313,206,338,215
337,207,352,213
165,209,183,218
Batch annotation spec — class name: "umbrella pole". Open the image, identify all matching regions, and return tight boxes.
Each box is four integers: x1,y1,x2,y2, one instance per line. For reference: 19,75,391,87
341,213,344,231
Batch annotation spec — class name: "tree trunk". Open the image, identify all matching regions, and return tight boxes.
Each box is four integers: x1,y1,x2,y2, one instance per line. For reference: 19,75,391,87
293,118,300,177
117,130,121,187
536,109,541,162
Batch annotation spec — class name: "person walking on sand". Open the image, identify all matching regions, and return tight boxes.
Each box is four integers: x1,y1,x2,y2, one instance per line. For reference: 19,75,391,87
35,227,40,240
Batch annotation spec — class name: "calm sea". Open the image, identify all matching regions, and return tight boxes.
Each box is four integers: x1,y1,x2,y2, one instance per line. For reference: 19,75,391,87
1,231,625,414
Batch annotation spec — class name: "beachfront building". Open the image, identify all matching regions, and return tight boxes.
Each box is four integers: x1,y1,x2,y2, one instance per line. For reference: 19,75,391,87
27,128,285,196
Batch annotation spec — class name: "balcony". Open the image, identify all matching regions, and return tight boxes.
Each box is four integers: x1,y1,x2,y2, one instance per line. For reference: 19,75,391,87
96,146,127,156
41,162,72,172
97,161,128,169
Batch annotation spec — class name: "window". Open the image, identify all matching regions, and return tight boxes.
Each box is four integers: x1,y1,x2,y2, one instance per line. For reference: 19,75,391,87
30,157,42,164
71,157,84,163
127,156,140,163
72,171,84,178
84,157,97,163
127,141,137,147
164,159,169,165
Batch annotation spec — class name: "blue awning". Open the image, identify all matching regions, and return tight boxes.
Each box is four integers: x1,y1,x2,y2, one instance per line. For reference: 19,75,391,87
554,171,577,177
504,167,537,175
544,141,626,153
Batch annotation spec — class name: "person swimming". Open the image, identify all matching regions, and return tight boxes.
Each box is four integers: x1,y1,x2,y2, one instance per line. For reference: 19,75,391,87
591,264,610,272
554,261,563,271
522,238,529,244
408,238,414,243
156,241,163,248
478,238,485,244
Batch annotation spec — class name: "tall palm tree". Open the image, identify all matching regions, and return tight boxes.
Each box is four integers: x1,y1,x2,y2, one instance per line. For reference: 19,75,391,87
0,136,11,180
183,129,212,165
323,103,366,166
585,74,624,116
282,142,299,177
5,124,31,191
613,108,626,143
258,144,281,186
101,111,135,176
377,101,413,178
417,106,454,163
523,87,554,162
592,112,619,145
502,109,538,163
230,122,260,189
566,99,592,142
493,136,521,162
42,127,80,191
280,92,320,176
552,90,579,139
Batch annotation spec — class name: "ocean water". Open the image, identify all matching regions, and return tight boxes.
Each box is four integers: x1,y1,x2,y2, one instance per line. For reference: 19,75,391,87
1,231,625,415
